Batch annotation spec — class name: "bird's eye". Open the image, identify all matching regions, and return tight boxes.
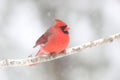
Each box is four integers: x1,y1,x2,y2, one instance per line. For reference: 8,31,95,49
60,25,67,28
60,25,69,34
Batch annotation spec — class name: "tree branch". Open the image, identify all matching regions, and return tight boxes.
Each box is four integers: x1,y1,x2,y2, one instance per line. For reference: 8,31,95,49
0,33,120,68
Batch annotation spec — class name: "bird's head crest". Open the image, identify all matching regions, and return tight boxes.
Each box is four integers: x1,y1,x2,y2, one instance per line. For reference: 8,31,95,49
55,19,70,34
55,19,67,26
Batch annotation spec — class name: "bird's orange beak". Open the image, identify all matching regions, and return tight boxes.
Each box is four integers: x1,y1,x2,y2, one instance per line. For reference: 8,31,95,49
65,27,70,31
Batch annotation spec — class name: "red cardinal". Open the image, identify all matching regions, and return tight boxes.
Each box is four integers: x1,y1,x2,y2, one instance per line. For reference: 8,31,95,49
34,19,70,56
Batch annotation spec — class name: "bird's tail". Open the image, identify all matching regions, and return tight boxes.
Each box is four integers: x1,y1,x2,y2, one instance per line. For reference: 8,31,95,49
35,48,48,56
35,50,43,56
30,49,47,66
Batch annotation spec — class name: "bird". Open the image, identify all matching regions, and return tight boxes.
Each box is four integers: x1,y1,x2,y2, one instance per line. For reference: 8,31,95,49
34,19,70,57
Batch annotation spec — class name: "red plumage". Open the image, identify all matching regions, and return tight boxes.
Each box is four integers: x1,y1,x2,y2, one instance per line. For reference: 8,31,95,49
34,19,70,56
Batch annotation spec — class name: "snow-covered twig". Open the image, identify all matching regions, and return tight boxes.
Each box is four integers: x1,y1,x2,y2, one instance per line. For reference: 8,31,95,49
0,33,120,68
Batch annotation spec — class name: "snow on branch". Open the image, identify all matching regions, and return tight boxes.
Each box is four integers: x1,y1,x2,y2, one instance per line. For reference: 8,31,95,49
0,33,120,68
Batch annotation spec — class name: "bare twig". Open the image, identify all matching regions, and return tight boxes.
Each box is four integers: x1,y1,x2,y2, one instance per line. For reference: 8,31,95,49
0,33,120,68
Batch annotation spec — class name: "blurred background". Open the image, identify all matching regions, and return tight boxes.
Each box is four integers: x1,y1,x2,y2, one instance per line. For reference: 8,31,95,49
0,0,120,80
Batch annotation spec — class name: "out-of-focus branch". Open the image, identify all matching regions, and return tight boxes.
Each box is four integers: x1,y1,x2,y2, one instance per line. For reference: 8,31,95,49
0,33,120,68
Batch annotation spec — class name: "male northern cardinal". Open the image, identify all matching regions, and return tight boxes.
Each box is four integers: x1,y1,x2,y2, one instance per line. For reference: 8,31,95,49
34,19,70,56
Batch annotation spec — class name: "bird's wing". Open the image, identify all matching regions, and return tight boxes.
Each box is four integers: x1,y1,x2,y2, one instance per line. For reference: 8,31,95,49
33,29,53,48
